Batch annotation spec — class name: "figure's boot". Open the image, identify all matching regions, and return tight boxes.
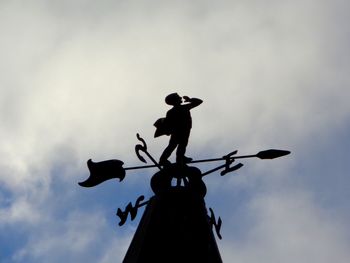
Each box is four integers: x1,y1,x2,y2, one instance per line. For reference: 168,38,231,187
176,156,193,165
159,158,171,167
183,156,193,163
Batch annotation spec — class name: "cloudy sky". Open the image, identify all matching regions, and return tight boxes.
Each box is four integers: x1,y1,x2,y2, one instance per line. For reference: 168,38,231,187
1,0,349,262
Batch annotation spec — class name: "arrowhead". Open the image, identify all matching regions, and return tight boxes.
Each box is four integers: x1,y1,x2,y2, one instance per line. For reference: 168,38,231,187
256,149,291,159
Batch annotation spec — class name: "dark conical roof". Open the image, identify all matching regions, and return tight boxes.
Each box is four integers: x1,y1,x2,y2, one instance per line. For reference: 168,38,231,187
123,165,222,263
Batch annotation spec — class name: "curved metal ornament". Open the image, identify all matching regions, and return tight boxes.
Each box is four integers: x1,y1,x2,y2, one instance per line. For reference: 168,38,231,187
135,133,148,163
135,133,162,170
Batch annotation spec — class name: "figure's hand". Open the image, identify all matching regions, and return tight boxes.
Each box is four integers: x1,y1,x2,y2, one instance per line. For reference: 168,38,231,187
183,96,190,102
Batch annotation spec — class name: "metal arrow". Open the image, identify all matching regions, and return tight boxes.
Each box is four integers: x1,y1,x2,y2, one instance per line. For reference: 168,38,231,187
79,149,290,187
191,149,291,164
123,149,290,170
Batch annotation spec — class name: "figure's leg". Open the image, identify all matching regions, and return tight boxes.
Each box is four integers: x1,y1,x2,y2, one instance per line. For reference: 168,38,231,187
159,135,178,165
176,130,191,163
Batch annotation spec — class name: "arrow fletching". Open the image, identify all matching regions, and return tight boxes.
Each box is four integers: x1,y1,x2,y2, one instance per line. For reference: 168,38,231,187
256,149,291,159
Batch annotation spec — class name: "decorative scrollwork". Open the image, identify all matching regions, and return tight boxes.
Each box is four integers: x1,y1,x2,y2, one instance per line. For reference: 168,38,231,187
134,133,162,170
116,195,149,226
209,208,222,240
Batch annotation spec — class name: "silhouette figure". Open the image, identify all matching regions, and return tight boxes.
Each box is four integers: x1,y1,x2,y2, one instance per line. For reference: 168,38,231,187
155,93,202,166
78,97,291,263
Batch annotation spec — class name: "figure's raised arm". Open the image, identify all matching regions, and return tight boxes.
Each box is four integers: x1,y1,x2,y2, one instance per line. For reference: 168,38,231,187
183,96,203,109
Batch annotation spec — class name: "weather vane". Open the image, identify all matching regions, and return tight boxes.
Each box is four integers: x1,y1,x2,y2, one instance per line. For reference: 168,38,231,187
79,93,290,263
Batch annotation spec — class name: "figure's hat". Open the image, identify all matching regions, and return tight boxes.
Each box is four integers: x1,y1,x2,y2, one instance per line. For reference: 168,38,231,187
165,93,181,105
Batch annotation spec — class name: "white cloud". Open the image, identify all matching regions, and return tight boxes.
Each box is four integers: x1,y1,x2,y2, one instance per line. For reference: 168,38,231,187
221,190,350,263
12,211,106,262
0,0,349,261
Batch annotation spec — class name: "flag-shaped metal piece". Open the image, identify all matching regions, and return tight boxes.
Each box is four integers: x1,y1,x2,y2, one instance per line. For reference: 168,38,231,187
78,159,125,187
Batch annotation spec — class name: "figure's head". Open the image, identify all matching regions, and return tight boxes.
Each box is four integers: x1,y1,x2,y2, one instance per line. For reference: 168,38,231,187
165,93,182,106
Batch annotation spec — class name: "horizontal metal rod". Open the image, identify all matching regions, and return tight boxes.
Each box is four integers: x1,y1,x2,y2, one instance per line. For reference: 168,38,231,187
124,164,158,170
202,163,227,176
124,154,257,171
190,154,256,164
